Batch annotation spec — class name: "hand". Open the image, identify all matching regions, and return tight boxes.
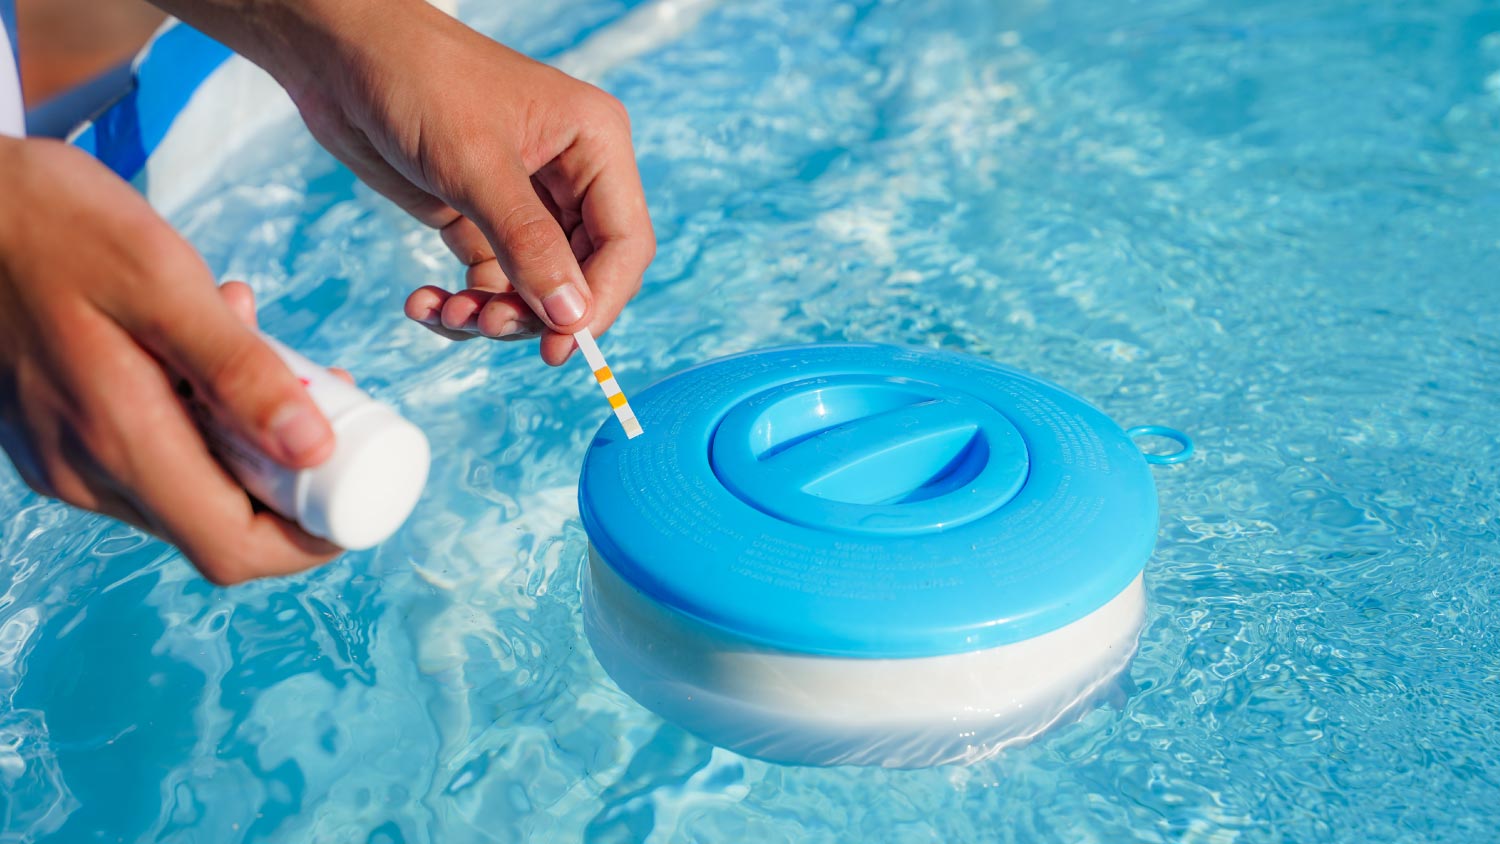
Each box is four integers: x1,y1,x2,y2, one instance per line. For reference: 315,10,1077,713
0,137,343,584
163,0,656,365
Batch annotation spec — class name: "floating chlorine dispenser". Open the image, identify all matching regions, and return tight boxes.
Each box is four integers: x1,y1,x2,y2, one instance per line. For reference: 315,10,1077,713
578,344,1191,768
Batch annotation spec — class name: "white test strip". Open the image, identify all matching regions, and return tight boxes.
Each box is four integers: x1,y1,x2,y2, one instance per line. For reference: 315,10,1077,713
574,327,644,439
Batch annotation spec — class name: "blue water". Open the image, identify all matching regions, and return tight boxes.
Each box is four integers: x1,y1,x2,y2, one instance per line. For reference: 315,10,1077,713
4,0,1500,839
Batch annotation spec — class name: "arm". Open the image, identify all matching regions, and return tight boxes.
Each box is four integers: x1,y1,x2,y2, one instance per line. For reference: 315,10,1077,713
151,0,657,364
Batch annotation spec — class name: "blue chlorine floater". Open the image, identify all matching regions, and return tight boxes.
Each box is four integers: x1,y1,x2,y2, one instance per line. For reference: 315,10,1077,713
578,344,1192,768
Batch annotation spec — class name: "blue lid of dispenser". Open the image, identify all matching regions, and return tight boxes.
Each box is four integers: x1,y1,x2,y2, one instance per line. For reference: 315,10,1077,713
578,344,1165,658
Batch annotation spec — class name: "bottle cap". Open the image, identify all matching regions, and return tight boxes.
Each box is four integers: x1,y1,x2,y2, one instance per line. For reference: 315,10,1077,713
297,402,431,549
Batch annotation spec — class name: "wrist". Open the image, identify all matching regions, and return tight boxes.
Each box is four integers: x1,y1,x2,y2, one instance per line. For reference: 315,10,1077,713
147,0,438,99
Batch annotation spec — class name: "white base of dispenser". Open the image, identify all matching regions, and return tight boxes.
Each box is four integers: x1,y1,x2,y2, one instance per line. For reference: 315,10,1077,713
583,548,1145,768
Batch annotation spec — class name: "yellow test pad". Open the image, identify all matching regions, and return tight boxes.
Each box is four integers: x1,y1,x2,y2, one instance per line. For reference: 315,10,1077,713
575,327,644,439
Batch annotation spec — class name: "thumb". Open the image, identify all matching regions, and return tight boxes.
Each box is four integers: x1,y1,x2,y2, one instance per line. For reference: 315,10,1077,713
136,292,334,469
460,166,593,334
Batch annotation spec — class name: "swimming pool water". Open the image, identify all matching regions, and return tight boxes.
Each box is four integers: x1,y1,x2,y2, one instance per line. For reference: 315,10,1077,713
4,0,1500,840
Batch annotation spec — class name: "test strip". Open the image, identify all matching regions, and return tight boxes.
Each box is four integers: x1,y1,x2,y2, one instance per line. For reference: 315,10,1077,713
575,327,644,439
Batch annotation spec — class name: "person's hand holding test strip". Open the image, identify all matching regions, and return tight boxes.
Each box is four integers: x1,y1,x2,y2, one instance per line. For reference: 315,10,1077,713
574,328,643,439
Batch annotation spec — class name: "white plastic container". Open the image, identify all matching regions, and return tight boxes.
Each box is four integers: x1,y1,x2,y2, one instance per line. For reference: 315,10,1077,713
206,335,431,550
585,550,1145,768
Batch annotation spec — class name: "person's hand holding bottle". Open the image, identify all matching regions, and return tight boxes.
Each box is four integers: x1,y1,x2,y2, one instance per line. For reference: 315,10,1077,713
0,0,655,582
0,138,342,583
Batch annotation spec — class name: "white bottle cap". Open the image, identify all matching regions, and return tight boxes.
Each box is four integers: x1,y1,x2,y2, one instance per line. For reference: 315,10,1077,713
295,402,431,549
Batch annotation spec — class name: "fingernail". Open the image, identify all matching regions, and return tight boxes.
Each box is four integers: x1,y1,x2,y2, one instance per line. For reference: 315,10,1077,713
542,285,587,327
271,404,330,462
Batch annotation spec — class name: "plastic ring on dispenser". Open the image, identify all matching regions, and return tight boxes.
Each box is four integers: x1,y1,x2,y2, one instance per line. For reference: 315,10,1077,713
1127,425,1194,465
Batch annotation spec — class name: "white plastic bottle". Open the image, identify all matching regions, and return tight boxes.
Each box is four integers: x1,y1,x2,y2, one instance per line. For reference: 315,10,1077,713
203,335,432,550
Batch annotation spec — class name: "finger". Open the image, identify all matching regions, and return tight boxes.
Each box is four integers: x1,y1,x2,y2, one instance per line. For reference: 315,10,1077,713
533,174,583,237
439,216,518,293
19,411,100,513
172,504,343,585
123,404,343,584
404,286,479,342
464,259,513,292
0,408,53,501
52,424,156,531
218,281,259,328
570,225,594,264
438,192,580,275
439,288,493,332
443,289,543,339
572,139,655,334
476,292,542,339
3,333,152,531
65,455,154,534
438,217,500,276
93,489,155,535
119,255,334,469
18,374,209,542
536,233,646,364
454,164,593,336
405,284,448,324
50,459,155,535
537,330,575,366
216,285,344,406
531,140,652,366
405,283,538,341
